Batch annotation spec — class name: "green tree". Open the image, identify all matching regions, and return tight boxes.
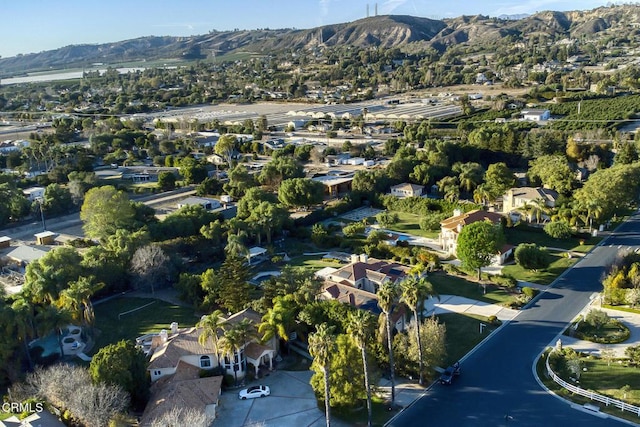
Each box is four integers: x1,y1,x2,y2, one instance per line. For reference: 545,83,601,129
258,157,304,190
80,186,136,240
377,282,399,405
218,327,243,385
89,340,150,410
223,164,255,199
514,243,550,271
484,162,516,200
259,294,300,346
247,201,288,245
310,334,365,408
308,323,337,427
59,276,104,330
214,134,237,167
180,157,208,184
23,247,83,304
278,178,325,208
157,171,176,191
456,220,505,280
347,310,375,427
453,162,484,194
543,221,572,239
42,183,73,215
528,155,575,194
400,276,437,386
216,255,251,313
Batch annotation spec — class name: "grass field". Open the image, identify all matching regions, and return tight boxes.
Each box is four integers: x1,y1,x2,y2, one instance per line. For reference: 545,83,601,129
501,254,578,285
505,224,599,252
429,272,515,306
383,211,439,239
438,312,498,366
286,255,345,271
91,297,199,355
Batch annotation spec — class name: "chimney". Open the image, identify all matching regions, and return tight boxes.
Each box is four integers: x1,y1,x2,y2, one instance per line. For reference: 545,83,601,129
351,254,359,264
160,329,168,343
360,253,369,263
453,209,462,217
170,322,178,335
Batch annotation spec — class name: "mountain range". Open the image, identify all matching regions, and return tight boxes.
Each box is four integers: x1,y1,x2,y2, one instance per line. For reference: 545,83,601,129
1,4,638,76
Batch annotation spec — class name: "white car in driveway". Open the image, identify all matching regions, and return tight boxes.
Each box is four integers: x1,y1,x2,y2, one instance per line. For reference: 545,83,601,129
238,385,270,400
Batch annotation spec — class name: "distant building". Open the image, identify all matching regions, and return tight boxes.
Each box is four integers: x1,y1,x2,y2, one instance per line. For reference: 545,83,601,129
502,187,558,214
390,183,424,198
439,209,504,257
177,197,221,211
521,109,550,122
23,186,45,202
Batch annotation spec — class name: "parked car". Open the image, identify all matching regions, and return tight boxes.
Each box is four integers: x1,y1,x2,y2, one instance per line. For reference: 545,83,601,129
439,362,461,385
238,385,270,399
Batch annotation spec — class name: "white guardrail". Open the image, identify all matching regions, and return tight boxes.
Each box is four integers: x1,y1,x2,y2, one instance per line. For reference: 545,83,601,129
545,352,640,416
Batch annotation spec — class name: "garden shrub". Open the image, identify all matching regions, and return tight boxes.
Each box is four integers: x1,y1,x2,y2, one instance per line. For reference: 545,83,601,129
521,286,538,299
489,274,517,288
544,221,572,239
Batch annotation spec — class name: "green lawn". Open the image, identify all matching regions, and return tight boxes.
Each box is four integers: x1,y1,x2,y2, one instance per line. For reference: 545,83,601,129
537,350,640,423
437,312,498,366
282,255,345,271
429,272,515,305
501,254,578,285
505,224,599,252
383,211,439,239
91,297,199,355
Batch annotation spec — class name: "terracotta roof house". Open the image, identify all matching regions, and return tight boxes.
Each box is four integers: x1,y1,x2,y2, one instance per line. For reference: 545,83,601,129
141,361,222,426
439,209,504,258
325,253,410,294
390,183,425,198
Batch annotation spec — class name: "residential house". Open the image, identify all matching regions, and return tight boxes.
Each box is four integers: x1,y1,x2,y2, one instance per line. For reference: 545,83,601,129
390,183,425,198
147,308,276,384
502,187,558,221
23,186,45,202
141,361,223,426
439,209,504,257
324,254,410,294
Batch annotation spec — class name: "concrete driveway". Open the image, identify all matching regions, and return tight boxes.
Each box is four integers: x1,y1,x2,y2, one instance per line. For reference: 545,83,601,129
214,370,350,427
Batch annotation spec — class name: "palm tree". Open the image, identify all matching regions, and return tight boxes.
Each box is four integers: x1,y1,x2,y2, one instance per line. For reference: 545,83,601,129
197,309,225,365
59,276,104,332
218,327,243,385
11,296,35,370
308,323,337,427
347,310,375,427
400,275,437,386
377,282,399,406
259,295,298,351
225,232,249,260
473,184,492,207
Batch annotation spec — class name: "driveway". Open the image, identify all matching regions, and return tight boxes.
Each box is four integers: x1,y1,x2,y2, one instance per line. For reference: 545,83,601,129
214,370,350,427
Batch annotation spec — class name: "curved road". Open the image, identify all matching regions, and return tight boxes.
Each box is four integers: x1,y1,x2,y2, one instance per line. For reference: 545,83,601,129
389,214,640,427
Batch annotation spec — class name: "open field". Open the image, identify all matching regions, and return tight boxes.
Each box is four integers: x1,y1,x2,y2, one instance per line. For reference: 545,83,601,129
502,254,578,285
91,296,199,354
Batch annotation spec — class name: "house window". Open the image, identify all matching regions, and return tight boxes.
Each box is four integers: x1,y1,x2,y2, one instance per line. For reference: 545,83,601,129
153,370,161,376
200,355,212,368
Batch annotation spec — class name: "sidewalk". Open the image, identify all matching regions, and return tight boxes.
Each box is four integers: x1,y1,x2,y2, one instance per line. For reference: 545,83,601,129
423,294,520,322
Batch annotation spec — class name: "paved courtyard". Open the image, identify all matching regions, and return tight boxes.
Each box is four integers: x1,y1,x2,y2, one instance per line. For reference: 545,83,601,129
214,370,350,427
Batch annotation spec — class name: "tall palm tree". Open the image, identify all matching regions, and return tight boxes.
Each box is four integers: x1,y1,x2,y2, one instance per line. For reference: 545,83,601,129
218,327,243,385
197,309,225,365
377,282,399,406
235,318,258,353
400,275,437,386
308,323,336,427
347,310,375,427
225,233,249,260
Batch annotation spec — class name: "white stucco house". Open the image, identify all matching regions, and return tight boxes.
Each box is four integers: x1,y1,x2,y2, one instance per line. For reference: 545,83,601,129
390,183,425,198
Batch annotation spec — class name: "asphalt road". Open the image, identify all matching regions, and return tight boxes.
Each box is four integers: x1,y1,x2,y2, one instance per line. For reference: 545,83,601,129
389,213,640,427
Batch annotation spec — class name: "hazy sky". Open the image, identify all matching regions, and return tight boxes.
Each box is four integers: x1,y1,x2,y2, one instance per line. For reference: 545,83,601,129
1,0,626,58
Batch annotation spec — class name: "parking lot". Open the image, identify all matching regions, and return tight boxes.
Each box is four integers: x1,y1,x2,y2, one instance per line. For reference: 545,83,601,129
214,370,350,427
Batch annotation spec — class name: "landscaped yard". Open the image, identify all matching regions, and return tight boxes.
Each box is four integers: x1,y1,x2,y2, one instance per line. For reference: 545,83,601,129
91,296,199,355
286,255,345,271
438,312,498,366
383,211,439,239
537,349,640,423
501,253,578,285
429,272,515,306
505,224,600,252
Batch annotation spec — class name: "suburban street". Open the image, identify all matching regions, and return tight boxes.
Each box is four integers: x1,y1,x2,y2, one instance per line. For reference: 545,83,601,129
388,213,640,427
